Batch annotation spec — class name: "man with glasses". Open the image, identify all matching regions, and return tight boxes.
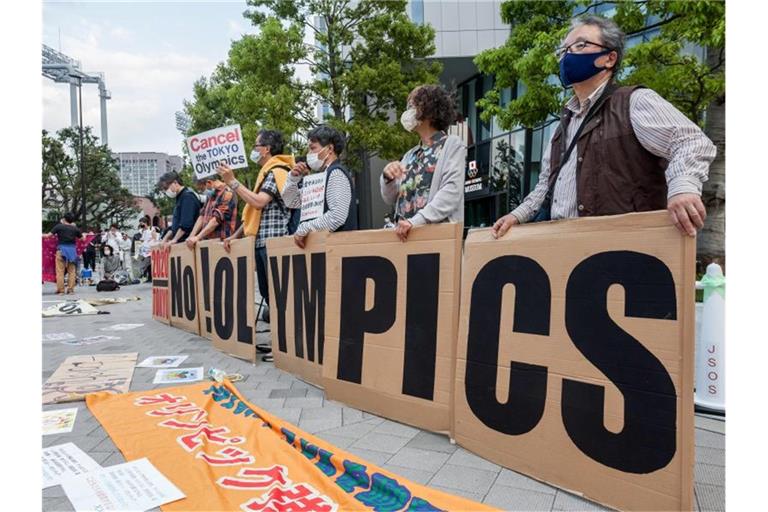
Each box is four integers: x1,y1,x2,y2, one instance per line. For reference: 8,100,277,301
492,15,716,238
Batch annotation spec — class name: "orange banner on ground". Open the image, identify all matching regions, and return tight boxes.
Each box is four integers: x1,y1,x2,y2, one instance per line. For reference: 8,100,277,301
86,381,494,512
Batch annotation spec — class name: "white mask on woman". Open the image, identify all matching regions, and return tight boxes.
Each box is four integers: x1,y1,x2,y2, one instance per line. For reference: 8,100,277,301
400,107,419,132
307,146,330,171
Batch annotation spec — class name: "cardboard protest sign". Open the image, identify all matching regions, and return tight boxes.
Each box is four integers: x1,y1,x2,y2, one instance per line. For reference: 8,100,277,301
86,381,493,512
169,243,201,335
266,232,328,387
151,246,171,324
42,353,138,405
196,238,257,362
323,224,463,434
452,211,695,511
186,124,248,180
300,172,326,222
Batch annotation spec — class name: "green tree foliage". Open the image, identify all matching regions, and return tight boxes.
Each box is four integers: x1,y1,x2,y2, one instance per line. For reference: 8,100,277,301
184,0,442,171
42,128,139,231
475,0,725,129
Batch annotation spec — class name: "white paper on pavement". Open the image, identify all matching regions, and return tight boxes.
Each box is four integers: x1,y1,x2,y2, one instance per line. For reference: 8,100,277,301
300,172,326,222
137,355,189,368
61,458,185,512
153,367,204,384
42,443,101,488
100,323,144,331
43,332,76,342
43,408,79,435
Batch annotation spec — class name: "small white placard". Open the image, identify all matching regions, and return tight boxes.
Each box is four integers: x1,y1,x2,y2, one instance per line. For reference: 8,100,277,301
43,332,76,342
186,124,248,180
100,323,144,332
153,367,204,384
42,442,101,488
137,355,189,368
300,172,326,222
61,457,185,512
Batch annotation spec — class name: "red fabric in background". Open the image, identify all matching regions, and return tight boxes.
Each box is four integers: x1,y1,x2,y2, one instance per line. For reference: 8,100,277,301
42,234,97,283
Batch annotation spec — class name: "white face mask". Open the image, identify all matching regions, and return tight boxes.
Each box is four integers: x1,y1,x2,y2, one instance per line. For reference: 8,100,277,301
307,146,329,171
164,187,177,199
249,149,260,164
400,107,419,132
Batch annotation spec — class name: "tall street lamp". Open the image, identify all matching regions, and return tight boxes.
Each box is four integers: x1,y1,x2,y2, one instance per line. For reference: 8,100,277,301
70,74,86,227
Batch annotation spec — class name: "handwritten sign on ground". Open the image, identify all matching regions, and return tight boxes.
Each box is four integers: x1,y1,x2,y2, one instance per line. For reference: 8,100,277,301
42,353,138,405
86,381,493,512
151,246,171,324
452,211,696,511
323,224,463,434
266,232,328,387
300,172,326,222
196,238,257,362
186,124,248,180
42,443,101,488
42,300,100,317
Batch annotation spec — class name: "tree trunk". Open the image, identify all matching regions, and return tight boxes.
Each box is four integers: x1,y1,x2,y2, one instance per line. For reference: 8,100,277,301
697,46,725,272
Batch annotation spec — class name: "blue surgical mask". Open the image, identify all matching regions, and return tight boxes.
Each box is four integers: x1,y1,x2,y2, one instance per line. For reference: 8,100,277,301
205,188,216,198
559,49,612,87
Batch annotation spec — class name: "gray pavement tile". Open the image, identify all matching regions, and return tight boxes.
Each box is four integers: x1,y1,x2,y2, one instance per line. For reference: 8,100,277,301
385,447,451,473
298,407,342,422
429,484,486,504
695,429,724,449
695,414,726,434
494,468,556,494
345,447,392,466
351,432,412,454
551,490,609,511
299,417,343,434
289,380,312,390
43,485,66,499
306,387,325,398
271,408,302,424
268,388,307,398
92,436,118,453
429,464,498,495
43,496,75,512
483,485,556,511
342,407,365,425
405,431,457,454
694,462,725,486
696,446,725,467
313,433,357,450
372,419,421,439
317,418,382,439
446,447,502,472
250,397,286,410
695,483,725,512
284,396,324,409
101,451,126,467
381,464,435,485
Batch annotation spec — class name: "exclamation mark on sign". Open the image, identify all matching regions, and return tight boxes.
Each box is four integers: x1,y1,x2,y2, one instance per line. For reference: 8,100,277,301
201,247,212,333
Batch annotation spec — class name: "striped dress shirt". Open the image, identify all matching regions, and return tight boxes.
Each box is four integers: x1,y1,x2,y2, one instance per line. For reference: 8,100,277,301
283,167,352,235
511,81,717,223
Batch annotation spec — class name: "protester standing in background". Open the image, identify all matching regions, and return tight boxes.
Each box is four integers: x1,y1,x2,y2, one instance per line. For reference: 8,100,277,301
157,171,202,246
282,125,357,249
381,84,466,242
44,212,84,294
118,232,133,279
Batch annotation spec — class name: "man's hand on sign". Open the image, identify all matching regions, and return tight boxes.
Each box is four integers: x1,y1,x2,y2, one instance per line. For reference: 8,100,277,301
294,233,307,249
383,161,406,182
222,237,233,253
291,162,310,177
395,219,413,242
218,164,235,185
491,213,519,239
185,235,199,249
667,193,707,237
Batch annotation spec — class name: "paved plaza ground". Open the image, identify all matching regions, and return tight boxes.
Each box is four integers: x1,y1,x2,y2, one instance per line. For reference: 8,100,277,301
41,281,725,511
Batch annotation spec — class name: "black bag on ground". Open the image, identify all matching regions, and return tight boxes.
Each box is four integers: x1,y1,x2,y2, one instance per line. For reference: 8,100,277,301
96,279,120,292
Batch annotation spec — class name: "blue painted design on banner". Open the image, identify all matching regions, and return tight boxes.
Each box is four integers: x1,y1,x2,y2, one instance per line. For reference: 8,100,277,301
316,448,336,477
406,497,445,511
281,427,296,445
300,439,319,460
356,473,411,512
336,460,370,493
233,401,250,415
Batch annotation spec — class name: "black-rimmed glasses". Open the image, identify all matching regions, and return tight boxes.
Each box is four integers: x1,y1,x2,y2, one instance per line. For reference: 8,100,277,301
555,40,612,59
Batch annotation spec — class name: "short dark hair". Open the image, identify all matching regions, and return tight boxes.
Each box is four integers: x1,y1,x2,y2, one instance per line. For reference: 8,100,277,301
307,125,345,155
410,85,459,131
63,212,76,223
110,223,118,229
568,15,626,74
157,171,182,189
257,129,284,156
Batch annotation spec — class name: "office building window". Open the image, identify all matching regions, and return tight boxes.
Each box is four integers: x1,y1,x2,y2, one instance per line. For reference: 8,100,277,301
411,0,424,25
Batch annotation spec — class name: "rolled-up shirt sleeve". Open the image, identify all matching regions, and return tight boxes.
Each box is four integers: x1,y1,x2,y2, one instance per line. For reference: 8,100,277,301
282,173,303,209
629,88,715,197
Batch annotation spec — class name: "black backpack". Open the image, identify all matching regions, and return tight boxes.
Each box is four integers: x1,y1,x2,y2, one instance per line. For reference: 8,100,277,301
96,279,120,292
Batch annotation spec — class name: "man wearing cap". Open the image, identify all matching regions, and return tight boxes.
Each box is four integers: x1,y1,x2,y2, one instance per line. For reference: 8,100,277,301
185,175,238,248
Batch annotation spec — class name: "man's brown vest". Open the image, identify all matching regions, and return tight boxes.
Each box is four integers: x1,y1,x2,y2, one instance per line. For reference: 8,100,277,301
548,85,668,217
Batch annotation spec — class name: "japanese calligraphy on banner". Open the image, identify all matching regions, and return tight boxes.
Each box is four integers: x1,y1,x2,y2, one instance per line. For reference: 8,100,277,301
169,244,200,335
266,232,328,387
323,224,463,434
43,353,138,405
300,173,326,222
186,124,248,180
152,246,171,324
86,381,493,512
453,211,696,511
196,238,257,363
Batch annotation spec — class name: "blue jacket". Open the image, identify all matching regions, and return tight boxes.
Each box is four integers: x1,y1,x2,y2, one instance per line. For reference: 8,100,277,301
171,187,202,242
